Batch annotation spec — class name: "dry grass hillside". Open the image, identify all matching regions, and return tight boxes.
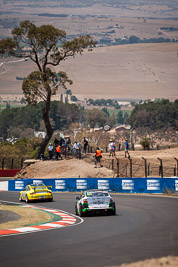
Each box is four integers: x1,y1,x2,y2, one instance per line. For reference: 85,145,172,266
60,43,178,101
1,43,178,101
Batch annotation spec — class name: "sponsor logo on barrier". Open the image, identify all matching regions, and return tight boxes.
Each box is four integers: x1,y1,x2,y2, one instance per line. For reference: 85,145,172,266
147,179,160,190
175,180,178,192
122,180,134,190
97,180,109,190
76,180,87,189
15,181,24,189
55,180,65,189
33,180,42,185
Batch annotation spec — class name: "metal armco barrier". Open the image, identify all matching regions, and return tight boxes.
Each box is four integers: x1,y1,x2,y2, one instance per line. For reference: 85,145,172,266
8,178,178,194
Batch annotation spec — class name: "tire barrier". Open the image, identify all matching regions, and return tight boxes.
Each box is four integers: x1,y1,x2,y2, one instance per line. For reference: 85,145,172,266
8,177,178,194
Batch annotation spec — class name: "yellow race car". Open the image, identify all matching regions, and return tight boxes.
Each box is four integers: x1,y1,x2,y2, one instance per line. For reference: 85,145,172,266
19,183,53,203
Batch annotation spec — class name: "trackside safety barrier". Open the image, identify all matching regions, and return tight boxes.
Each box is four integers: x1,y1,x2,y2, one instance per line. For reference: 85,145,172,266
0,169,21,177
8,178,178,194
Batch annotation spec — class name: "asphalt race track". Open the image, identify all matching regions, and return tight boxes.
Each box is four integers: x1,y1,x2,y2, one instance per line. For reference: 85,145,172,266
0,192,178,267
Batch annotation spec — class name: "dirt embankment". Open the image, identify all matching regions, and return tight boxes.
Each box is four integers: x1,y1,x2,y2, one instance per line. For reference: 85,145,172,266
14,147,178,179
109,256,178,267
15,157,114,179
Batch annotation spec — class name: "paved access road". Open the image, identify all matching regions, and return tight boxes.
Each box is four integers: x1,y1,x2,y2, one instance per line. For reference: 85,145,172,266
0,192,178,267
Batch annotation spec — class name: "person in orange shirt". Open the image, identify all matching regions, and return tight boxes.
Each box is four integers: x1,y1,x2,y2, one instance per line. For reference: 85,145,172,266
56,145,63,160
94,147,102,168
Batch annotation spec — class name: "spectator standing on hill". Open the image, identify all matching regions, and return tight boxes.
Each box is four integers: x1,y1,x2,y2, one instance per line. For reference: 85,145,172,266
72,141,80,158
112,141,116,157
125,139,130,158
59,136,65,147
65,136,71,151
94,147,102,168
109,140,114,157
83,137,88,154
48,143,53,160
56,144,63,160
54,137,59,147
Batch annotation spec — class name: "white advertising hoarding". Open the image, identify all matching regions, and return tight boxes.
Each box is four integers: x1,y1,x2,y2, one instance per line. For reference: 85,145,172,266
122,180,134,190
76,180,87,189
55,180,65,189
97,180,109,190
147,179,160,190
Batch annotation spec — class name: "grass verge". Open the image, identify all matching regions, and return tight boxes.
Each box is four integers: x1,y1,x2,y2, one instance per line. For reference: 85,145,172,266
0,205,52,230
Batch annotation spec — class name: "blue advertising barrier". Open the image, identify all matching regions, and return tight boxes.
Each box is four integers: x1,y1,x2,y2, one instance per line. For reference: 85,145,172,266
8,178,178,194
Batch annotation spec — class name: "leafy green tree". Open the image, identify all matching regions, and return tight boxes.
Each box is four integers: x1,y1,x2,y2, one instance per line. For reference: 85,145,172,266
0,104,42,139
88,98,96,105
130,101,137,107
86,109,106,129
106,113,116,128
123,112,129,123
50,101,80,130
66,89,72,96
101,107,109,117
140,137,150,150
115,103,121,110
129,35,140,44
60,94,63,103
71,95,78,101
6,102,10,109
20,97,26,104
128,99,178,130
117,110,124,124
0,101,81,139
0,20,95,158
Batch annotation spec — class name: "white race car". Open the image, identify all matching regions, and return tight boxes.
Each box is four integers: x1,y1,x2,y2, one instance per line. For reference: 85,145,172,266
75,189,116,217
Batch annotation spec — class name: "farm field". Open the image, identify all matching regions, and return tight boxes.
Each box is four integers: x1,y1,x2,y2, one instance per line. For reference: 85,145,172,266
0,0,178,102
0,43,178,101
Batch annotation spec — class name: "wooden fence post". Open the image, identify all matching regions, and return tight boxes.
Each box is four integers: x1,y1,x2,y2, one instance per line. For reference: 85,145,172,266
116,159,119,177
118,144,121,151
21,158,24,169
148,163,150,176
142,157,147,178
11,158,14,169
79,148,81,159
174,158,178,177
2,158,4,169
129,158,132,178
112,159,114,170
158,157,163,178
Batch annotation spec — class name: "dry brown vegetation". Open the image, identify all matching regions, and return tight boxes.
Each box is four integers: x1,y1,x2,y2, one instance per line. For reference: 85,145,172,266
0,205,51,230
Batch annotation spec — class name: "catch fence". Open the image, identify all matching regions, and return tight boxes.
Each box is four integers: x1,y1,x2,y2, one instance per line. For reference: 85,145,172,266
101,157,178,178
